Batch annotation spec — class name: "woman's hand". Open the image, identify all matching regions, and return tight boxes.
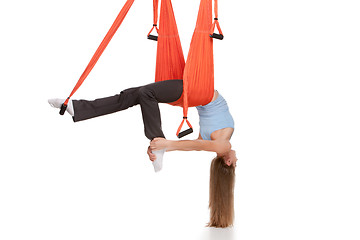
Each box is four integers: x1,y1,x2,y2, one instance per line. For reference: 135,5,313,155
147,146,156,162
150,137,169,151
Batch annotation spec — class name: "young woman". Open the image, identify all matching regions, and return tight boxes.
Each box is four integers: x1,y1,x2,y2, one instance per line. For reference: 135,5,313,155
49,79,237,227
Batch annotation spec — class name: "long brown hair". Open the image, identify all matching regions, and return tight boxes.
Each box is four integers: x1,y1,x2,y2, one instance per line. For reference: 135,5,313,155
207,156,236,228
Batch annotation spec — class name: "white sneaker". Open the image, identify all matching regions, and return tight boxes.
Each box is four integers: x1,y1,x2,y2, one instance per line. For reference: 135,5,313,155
48,98,74,116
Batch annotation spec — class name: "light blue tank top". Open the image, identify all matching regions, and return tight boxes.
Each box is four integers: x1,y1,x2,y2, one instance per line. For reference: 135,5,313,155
195,92,234,140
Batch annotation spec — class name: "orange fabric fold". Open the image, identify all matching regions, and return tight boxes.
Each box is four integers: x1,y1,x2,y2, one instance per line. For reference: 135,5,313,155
155,0,217,135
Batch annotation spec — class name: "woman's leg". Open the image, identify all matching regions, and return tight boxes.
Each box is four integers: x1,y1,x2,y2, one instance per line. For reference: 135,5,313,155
72,86,140,122
72,79,183,139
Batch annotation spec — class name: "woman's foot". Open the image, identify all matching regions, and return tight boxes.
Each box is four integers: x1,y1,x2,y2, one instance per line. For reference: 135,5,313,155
48,98,74,116
152,149,165,172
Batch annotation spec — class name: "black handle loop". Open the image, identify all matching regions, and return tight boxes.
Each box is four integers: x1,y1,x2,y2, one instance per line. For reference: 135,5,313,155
147,35,158,41
177,128,193,138
210,33,224,40
59,103,67,115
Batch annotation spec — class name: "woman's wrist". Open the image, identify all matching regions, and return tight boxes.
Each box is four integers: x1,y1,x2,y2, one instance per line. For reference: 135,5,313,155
165,140,175,151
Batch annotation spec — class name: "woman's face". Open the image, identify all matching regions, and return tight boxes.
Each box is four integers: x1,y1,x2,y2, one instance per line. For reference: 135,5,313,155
224,150,237,167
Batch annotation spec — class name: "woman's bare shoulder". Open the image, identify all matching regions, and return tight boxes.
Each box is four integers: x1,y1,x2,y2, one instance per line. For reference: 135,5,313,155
211,127,234,141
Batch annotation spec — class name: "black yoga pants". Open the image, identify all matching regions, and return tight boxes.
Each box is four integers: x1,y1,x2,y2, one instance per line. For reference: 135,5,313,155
72,79,184,140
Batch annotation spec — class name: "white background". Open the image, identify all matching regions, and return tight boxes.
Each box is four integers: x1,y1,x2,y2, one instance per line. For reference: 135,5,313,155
0,0,359,239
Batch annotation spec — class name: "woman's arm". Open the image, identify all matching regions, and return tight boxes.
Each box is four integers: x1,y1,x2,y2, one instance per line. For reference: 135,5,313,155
150,138,231,155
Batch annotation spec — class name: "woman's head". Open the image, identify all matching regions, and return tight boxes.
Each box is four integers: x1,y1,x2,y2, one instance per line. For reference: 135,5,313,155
207,155,236,228
222,150,237,167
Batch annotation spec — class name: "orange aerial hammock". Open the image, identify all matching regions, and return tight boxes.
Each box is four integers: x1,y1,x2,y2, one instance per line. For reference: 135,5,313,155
60,0,224,138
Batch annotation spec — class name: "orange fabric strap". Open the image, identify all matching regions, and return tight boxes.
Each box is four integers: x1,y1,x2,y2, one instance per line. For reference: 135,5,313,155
64,0,135,106
147,0,159,36
211,0,223,36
